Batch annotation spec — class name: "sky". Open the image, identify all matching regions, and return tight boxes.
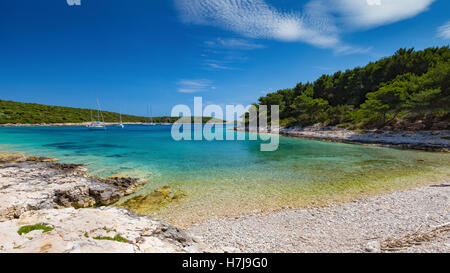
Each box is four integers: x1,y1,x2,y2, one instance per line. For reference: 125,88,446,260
0,0,449,117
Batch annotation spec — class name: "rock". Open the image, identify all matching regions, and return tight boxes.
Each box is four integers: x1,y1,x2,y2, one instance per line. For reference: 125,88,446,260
0,207,211,253
222,246,241,253
364,241,381,253
432,122,448,130
119,186,185,215
0,158,215,253
0,159,147,221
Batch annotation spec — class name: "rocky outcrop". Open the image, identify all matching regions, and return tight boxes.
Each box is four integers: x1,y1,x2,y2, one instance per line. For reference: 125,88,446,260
0,207,211,253
0,153,220,253
0,154,147,221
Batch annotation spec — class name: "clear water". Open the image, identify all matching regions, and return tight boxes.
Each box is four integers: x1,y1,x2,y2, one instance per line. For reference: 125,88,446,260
1,125,449,226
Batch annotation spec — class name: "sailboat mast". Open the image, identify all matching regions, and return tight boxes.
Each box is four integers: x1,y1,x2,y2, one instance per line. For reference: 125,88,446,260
96,98,100,122
96,98,105,123
150,105,154,123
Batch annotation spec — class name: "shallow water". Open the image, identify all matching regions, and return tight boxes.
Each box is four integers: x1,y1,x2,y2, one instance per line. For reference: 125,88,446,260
1,125,449,226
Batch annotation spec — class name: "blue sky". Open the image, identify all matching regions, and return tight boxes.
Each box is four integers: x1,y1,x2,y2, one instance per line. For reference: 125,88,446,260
0,0,449,117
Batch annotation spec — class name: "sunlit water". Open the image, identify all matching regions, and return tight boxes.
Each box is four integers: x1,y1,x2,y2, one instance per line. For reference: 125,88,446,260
1,125,449,226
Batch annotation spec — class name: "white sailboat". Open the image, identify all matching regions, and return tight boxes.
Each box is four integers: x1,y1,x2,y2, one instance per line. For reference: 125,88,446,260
87,98,107,130
117,107,125,128
143,104,157,126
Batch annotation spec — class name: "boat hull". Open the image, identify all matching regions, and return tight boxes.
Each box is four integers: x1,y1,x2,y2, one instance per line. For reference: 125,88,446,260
87,126,107,131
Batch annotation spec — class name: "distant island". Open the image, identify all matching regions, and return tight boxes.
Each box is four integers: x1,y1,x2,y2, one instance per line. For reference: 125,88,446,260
248,46,449,131
0,100,222,125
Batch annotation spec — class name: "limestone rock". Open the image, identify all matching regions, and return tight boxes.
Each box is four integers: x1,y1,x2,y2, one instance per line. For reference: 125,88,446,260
0,158,147,221
0,207,211,253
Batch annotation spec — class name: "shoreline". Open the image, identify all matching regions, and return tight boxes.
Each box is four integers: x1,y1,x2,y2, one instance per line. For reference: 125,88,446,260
0,122,171,127
1,151,449,253
0,122,230,127
0,153,216,253
188,183,450,253
236,127,450,152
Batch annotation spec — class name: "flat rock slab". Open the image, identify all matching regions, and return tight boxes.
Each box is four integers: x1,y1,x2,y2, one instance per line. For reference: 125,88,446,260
0,207,210,253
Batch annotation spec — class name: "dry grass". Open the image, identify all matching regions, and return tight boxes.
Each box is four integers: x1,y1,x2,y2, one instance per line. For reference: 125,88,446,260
381,223,450,252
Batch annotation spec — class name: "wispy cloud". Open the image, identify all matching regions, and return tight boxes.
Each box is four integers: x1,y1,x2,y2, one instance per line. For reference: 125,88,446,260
175,0,435,53
334,45,373,55
177,79,215,93
174,0,339,48
437,21,450,39
204,38,265,50
204,62,234,70
331,0,435,29
200,39,253,71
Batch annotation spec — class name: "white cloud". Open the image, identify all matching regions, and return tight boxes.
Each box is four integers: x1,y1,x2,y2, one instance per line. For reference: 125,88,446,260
437,21,450,39
175,0,435,52
174,0,339,48
177,79,215,93
332,0,435,29
205,63,234,70
334,45,373,55
204,38,265,50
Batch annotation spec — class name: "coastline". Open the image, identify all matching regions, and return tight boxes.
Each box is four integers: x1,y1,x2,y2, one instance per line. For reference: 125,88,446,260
0,153,216,253
0,122,171,127
1,151,449,252
236,126,450,152
0,122,230,127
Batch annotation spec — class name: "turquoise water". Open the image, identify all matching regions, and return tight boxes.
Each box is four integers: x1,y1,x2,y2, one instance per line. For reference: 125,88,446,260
1,125,449,225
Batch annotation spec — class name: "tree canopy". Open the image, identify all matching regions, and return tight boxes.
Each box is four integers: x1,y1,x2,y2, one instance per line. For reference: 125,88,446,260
253,46,450,130
0,100,220,124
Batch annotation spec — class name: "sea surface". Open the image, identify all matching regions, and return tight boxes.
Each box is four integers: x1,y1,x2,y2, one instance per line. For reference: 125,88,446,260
1,125,449,226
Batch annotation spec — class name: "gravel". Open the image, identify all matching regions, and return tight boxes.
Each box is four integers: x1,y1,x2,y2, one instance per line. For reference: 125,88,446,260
188,183,450,253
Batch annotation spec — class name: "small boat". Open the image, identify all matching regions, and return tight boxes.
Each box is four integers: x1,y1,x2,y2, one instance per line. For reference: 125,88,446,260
117,108,125,128
143,104,157,126
87,98,107,131
88,122,107,131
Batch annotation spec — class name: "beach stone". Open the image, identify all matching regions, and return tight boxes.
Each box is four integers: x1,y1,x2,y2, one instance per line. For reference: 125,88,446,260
222,246,241,253
364,241,381,253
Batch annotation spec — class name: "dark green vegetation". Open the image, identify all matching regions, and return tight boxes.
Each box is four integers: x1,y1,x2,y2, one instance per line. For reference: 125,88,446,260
0,100,220,124
252,47,449,130
17,224,54,235
93,234,130,244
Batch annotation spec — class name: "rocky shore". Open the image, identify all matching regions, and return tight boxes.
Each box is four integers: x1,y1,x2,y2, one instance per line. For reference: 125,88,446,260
0,153,212,253
280,127,450,152
236,125,450,152
0,154,148,220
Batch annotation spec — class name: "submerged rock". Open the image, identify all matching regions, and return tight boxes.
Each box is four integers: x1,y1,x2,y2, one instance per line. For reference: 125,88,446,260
119,186,185,214
0,153,27,163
